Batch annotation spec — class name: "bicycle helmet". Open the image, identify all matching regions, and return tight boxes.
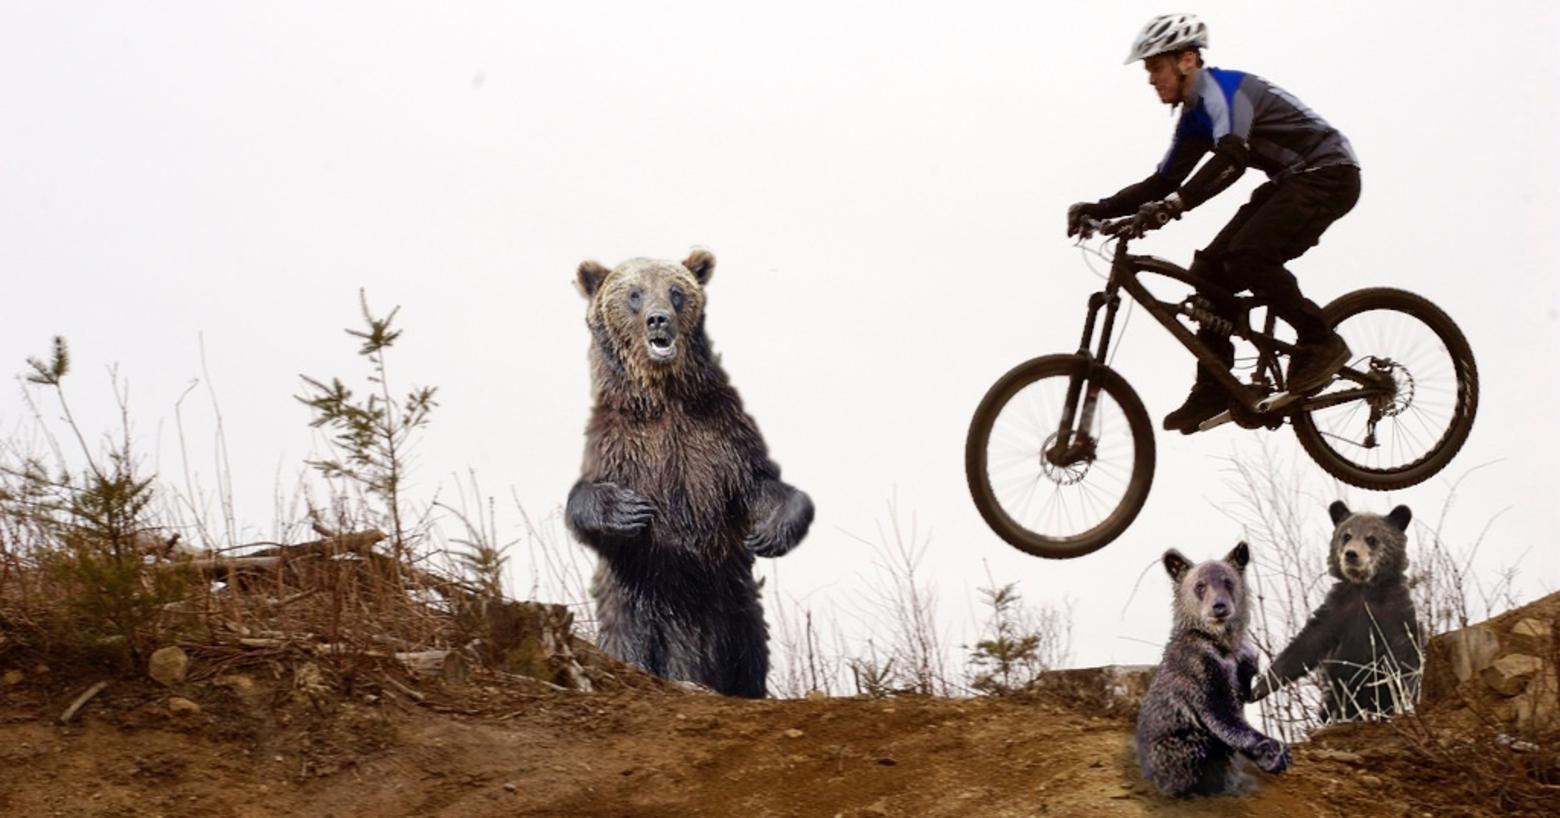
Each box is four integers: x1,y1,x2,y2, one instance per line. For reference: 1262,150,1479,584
1124,13,1208,64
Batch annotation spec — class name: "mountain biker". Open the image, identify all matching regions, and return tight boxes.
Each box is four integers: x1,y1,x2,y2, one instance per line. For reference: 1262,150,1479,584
1067,13,1361,434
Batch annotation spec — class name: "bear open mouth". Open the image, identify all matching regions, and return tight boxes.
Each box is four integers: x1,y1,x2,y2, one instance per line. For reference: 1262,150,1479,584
646,332,677,361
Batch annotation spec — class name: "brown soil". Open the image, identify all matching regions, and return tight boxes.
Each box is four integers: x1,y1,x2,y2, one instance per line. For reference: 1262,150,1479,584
1,653,1553,818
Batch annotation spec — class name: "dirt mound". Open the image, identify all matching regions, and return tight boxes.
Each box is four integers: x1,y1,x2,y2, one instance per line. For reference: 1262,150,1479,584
3,601,1557,817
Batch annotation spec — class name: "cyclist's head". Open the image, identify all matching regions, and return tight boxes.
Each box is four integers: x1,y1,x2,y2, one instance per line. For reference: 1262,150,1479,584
1125,13,1208,65
1127,14,1208,106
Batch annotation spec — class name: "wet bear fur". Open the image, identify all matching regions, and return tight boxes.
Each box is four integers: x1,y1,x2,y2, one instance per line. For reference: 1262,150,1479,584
566,249,813,699
1136,543,1292,798
1252,502,1421,721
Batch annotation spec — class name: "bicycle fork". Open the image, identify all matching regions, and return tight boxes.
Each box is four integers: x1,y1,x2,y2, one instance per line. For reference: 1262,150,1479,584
1048,291,1122,467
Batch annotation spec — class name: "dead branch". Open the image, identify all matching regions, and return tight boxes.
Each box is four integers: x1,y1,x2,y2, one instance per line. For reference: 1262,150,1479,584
59,680,108,724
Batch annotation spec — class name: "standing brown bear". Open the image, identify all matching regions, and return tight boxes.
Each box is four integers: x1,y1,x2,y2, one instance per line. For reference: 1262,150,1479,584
566,248,813,698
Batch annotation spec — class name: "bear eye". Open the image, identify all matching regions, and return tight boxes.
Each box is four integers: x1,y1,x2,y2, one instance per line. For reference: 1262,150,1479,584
628,289,643,311
669,286,685,311
1341,532,1353,544
1223,579,1234,592
1194,581,1206,597
1365,535,1378,548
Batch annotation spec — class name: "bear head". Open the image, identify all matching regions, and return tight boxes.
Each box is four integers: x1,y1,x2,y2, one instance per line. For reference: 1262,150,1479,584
1164,542,1251,639
1326,501,1411,586
577,248,716,391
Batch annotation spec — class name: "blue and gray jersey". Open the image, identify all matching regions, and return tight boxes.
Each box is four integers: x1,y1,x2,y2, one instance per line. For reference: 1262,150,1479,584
1098,66,1358,216
1160,66,1358,183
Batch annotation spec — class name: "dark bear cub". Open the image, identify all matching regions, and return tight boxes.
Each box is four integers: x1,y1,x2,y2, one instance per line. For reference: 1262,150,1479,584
1252,502,1421,721
566,249,813,699
1136,542,1291,797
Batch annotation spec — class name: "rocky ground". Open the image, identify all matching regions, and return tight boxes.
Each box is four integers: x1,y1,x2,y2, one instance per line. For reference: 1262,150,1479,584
1,594,1555,818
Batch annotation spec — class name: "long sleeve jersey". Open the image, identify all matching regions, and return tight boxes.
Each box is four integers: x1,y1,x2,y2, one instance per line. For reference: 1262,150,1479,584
1099,66,1359,217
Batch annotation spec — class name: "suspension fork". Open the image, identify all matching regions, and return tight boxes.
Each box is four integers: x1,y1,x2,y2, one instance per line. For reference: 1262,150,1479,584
1049,289,1123,466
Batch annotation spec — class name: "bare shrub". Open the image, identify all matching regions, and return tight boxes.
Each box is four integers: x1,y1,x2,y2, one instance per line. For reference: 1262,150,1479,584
843,496,952,696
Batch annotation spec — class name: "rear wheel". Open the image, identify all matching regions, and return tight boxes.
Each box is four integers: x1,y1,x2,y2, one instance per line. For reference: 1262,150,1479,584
965,355,1155,558
1292,288,1478,490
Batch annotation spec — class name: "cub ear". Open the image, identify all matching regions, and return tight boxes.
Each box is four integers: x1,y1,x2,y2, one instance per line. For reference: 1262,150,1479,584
1387,505,1412,531
577,260,611,298
1163,549,1193,584
1225,541,1251,571
682,247,715,285
1328,500,1351,526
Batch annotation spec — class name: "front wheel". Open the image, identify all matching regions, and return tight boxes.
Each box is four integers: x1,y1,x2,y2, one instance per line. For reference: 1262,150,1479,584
965,354,1155,559
1293,288,1478,490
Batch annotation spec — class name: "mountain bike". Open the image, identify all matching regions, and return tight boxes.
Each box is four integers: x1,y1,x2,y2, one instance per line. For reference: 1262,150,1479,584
965,216,1479,559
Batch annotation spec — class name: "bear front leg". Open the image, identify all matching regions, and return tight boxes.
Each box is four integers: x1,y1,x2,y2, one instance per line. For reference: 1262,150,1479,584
744,479,814,558
1237,641,1259,702
566,479,656,556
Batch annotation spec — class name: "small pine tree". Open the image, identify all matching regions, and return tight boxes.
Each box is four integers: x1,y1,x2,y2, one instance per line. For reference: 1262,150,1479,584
296,291,437,562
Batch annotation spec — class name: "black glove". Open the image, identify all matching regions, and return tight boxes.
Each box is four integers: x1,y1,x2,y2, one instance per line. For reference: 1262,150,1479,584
1129,196,1185,237
1067,201,1105,238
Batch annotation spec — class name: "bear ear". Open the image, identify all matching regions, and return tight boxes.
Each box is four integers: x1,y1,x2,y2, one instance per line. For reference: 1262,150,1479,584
1387,505,1412,531
1163,549,1193,583
576,260,610,298
1328,500,1351,526
1225,541,1251,571
682,247,715,285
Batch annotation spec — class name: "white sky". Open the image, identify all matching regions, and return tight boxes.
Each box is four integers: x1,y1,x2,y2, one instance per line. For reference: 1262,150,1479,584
2,2,1557,675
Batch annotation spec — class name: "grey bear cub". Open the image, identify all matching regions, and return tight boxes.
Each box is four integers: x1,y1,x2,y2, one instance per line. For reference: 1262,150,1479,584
1136,542,1291,797
1252,502,1421,721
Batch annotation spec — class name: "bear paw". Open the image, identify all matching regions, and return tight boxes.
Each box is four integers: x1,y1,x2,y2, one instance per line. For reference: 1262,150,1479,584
595,483,657,538
1252,738,1291,774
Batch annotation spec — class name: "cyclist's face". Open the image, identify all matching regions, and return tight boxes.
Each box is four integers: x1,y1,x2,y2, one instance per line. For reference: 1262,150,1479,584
1143,52,1195,104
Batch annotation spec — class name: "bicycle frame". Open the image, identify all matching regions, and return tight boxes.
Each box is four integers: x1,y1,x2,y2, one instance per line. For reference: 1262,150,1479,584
1047,231,1390,466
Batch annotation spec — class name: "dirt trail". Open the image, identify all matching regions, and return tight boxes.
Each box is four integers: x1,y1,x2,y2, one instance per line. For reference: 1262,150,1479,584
1,667,1535,818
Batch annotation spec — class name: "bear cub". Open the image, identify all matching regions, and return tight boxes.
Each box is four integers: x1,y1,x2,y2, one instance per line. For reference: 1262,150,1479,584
1136,542,1291,797
566,249,813,699
1252,502,1421,721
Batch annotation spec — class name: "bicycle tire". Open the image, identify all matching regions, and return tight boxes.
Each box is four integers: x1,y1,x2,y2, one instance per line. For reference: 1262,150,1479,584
965,354,1156,558
1293,287,1479,490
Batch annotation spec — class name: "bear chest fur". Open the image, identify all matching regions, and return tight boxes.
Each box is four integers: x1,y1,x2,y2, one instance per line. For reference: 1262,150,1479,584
584,405,757,555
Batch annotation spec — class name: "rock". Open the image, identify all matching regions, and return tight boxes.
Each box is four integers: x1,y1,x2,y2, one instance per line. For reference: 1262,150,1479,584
167,697,201,717
783,728,805,739
214,674,259,704
1428,627,1497,696
502,782,518,794
1513,668,1558,731
1509,618,1553,652
1,670,23,686
1483,654,1543,696
1030,664,1156,712
148,647,189,686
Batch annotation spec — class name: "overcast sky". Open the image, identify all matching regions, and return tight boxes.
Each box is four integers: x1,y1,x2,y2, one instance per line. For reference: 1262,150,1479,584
3,1,1557,676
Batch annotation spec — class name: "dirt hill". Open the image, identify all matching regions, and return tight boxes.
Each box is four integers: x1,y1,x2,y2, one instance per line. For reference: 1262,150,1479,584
3,599,1556,818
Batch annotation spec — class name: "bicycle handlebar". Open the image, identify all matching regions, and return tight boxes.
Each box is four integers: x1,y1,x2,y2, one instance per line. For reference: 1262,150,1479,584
1080,216,1137,240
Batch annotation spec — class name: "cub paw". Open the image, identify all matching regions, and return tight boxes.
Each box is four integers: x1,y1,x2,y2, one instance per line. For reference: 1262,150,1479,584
1254,738,1291,774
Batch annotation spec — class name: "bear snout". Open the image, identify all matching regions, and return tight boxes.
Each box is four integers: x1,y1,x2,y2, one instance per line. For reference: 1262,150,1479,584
1344,549,1360,565
645,310,678,362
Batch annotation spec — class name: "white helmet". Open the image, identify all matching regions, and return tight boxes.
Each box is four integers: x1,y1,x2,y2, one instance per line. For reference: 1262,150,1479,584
1124,13,1209,64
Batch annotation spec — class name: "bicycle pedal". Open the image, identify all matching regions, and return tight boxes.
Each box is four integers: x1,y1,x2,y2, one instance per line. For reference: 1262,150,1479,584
1195,411,1234,433
1255,391,1299,413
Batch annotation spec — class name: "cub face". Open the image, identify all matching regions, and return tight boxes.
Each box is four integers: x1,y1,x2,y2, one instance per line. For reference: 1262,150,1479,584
1164,542,1250,635
1327,501,1411,585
